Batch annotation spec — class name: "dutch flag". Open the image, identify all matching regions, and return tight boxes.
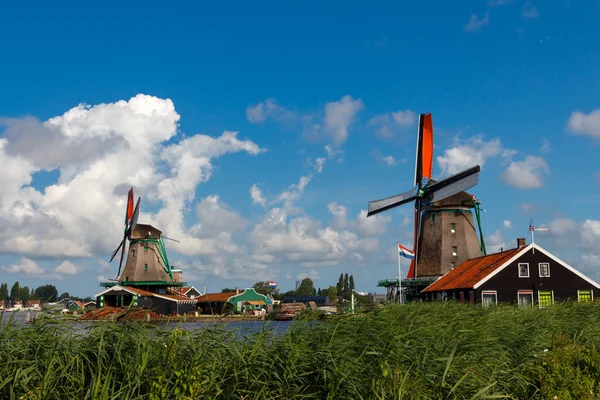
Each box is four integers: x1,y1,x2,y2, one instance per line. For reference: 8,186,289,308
398,243,415,260
268,281,277,288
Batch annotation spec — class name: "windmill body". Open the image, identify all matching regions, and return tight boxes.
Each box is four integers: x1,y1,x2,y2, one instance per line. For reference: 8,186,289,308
368,113,486,299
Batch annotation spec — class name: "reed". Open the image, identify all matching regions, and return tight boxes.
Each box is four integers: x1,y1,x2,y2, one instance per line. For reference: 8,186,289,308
1,301,600,399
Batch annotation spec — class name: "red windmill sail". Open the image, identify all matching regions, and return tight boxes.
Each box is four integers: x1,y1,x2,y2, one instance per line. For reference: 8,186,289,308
126,188,134,221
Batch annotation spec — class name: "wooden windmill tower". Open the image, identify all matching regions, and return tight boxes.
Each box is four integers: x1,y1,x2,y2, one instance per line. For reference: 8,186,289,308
103,188,185,292
368,113,487,297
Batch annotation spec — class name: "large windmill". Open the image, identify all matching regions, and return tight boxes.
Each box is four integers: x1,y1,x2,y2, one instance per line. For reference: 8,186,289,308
368,113,486,290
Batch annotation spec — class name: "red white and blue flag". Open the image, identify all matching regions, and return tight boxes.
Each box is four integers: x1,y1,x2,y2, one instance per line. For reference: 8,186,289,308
268,281,277,288
398,243,415,260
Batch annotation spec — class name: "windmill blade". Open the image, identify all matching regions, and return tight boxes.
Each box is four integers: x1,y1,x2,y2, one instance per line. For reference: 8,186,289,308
109,237,125,263
367,188,417,217
124,188,134,227
127,197,141,239
426,165,481,203
414,113,434,187
116,239,127,278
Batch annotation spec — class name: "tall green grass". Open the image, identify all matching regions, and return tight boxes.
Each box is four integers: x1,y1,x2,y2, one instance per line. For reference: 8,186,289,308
2,302,600,399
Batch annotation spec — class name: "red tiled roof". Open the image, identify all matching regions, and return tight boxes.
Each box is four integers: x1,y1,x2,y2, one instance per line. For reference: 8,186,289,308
422,247,526,292
197,292,236,302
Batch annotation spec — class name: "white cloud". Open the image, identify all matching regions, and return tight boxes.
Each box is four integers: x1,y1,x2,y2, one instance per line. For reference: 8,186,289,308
581,219,600,247
245,98,295,124
464,13,489,32
437,136,515,176
540,138,551,154
548,218,578,234
323,95,364,146
370,148,400,166
522,2,538,18
486,230,506,253
503,220,512,229
55,260,78,275
356,210,391,237
327,202,348,230
501,156,550,189
567,109,600,140
250,184,267,207
369,109,415,139
2,257,44,275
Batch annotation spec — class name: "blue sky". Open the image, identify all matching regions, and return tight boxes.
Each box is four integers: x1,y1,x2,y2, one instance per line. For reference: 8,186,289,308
1,0,599,297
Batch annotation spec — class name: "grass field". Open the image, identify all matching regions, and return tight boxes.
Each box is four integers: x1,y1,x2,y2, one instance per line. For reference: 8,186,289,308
1,301,600,399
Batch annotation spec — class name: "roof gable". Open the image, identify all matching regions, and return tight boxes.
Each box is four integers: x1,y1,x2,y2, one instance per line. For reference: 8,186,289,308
227,288,272,304
422,246,527,292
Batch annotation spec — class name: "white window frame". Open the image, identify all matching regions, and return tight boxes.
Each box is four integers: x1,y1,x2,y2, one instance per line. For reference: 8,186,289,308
518,263,529,278
517,290,534,307
577,289,594,302
452,246,458,257
481,290,497,307
538,262,550,278
537,290,554,308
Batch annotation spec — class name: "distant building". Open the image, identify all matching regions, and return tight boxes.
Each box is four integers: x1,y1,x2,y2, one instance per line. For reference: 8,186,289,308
196,287,273,315
422,238,600,306
282,296,330,307
27,300,41,310
369,293,387,304
295,281,301,290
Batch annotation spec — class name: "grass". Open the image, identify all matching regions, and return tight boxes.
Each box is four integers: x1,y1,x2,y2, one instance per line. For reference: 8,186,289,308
1,301,600,399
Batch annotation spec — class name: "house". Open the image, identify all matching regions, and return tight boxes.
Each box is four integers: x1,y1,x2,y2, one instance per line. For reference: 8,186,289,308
422,238,600,307
27,300,41,310
95,285,198,315
83,301,96,308
68,300,85,310
169,286,203,299
196,291,237,314
12,300,23,310
227,288,273,313
281,296,330,307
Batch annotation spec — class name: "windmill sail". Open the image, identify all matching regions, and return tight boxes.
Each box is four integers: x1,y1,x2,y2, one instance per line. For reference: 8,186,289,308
414,113,434,186
428,165,481,203
367,188,417,217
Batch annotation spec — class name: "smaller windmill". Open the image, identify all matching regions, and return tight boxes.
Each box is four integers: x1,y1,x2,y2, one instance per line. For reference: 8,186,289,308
528,218,548,254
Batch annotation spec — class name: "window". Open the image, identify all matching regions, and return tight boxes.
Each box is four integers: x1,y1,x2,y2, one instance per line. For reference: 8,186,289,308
452,246,458,257
469,291,475,304
518,290,533,307
132,249,136,258
538,290,554,307
482,291,497,307
451,262,456,269
450,223,456,233
539,263,550,277
578,290,593,302
518,263,529,278
459,292,465,304
144,242,149,252
144,264,148,271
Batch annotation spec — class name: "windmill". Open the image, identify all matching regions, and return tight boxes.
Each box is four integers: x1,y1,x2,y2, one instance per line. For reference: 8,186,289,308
108,188,178,284
367,113,484,281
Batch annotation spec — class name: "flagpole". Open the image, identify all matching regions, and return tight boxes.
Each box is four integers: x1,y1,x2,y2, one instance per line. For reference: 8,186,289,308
397,243,402,304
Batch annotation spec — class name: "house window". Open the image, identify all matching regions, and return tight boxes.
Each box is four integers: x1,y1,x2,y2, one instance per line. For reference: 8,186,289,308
450,223,456,233
451,262,456,269
518,290,533,307
132,249,136,258
518,263,529,278
452,246,458,257
481,291,497,307
144,264,148,271
538,290,554,308
578,290,593,302
539,263,550,277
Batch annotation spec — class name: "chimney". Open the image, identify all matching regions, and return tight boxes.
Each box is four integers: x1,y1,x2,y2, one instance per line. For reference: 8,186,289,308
235,287,240,295
517,238,526,248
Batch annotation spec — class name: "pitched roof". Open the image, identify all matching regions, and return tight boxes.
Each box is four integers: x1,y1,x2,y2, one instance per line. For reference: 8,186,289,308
422,246,526,292
196,292,236,302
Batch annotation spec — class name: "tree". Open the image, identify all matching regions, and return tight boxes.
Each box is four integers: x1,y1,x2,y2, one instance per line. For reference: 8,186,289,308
221,288,236,293
59,292,71,300
252,281,279,298
33,285,58,302
0,283,8,302
20,286,30,302
343,273,349,294
321,286,338,301
336,273,344,294
296,278,316,297
281,290,296,299
349,275,355,292
10,282,20,301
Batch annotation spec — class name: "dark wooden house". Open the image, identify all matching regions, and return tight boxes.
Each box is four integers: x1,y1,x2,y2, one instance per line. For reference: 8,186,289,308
422,238,599,306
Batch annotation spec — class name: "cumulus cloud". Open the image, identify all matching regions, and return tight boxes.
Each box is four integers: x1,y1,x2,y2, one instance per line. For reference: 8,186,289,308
501,156,550,189
464,13,489,32
567,109,600,140
327,202,348,230
250,184,267,207
370,148,401,166
323,95,364,146
486,230,506,253
2,258,44,275
503,220,512,229
437,136,515,176
368,109,415,139
245,98,295,124
356,210,391,237
55,260,78,275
